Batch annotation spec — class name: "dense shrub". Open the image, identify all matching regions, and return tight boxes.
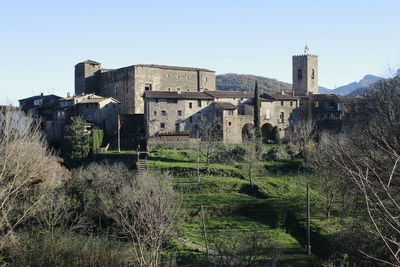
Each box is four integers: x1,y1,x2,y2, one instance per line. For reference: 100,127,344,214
210,145,246,164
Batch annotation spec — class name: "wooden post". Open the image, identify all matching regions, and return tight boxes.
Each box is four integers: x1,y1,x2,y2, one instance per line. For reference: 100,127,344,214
307,182,311,255
197,130,200,182
201,204,210,264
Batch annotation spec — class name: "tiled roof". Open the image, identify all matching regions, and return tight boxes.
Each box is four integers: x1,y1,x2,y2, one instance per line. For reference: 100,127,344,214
144,91,213,100
76,97,120,104
61,94,103,101
214,102,238,110
205,91,254,99
261,93,298,101
136,64,214,72
312,94,341,101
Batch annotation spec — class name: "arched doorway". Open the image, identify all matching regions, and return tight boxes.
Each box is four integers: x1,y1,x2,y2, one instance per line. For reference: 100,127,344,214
242,123,254,143
261,123,273,143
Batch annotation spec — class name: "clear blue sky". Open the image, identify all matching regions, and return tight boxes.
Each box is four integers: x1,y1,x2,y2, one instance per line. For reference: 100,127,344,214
1,0,399,105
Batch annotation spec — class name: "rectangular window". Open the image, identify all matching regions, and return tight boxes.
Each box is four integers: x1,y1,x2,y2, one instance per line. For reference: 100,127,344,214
189,117,193,123
177,110,182,116
228,122,232,126
161,110,167,116
297,69,302,80
198,100,202,107
228,110,233,115
189,102,192,109
265,109,270,120
280,101,284,106
160,123,165,129
175,123,180,132
144,83,152,91
290,101,293,107
279,112,284,123
153,111,157,116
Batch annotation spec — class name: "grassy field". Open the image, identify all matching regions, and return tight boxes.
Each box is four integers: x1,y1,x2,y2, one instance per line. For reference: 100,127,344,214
147,147,327,266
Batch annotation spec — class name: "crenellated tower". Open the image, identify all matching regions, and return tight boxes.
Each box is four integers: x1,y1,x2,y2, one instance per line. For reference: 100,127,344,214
292,54,318,96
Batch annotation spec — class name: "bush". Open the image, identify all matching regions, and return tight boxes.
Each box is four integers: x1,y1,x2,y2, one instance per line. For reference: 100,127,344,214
263,146,291,160
210,145,246,164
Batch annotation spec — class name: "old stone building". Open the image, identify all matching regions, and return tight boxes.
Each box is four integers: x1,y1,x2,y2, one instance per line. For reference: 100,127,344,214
144,90,298,144
75,60,216,114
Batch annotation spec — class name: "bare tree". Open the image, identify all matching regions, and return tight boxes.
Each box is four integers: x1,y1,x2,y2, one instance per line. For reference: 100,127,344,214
322,78,400,265
292,119,316,154
0,108,68,248
199,120,222,166
209,230,281,267
243,127,262,190
97,170,181,267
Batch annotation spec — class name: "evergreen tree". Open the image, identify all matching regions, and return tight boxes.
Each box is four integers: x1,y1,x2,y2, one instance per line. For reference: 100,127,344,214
253,81,261,139
63,117,91,161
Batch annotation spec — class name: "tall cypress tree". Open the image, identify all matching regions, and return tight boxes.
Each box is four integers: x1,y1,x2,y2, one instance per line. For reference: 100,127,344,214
253,81,261,139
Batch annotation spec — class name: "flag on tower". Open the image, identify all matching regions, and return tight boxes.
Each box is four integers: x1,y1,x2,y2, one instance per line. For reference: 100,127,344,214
304,45,310,54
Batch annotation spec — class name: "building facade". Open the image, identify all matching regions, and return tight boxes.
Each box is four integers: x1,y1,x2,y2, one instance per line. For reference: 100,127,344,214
75,61,216,114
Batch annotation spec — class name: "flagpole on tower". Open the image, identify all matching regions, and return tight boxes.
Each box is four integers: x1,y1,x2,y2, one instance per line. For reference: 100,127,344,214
304,44,310,54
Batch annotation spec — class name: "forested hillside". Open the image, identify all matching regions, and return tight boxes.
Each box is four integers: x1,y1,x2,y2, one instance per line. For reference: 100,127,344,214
216,73,292,92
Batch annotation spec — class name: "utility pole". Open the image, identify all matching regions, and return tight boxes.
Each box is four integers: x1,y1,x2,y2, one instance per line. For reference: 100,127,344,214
197,129,200,182
201,204,210,265
306,182,311,255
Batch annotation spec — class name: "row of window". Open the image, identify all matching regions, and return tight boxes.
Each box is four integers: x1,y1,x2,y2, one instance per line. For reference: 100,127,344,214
297,69,315,80
154,110,183,116
154,99,202,108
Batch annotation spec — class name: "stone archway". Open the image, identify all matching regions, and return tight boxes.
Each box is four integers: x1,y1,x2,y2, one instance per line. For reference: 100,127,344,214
261,123,274,143
242,123,254,143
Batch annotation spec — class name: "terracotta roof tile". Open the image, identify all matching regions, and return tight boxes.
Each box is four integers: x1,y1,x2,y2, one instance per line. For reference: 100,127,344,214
214,102,238,110
144,91,213,100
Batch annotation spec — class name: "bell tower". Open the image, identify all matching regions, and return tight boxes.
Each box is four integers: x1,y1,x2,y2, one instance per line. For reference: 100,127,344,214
292,55,318,96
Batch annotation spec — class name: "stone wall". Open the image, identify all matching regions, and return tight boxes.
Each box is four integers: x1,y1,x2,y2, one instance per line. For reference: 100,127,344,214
146,98,214,137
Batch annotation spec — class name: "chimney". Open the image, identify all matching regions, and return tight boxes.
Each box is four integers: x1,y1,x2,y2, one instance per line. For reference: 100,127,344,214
67,92,71,98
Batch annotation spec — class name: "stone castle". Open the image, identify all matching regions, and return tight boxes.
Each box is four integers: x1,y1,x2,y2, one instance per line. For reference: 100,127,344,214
19,54,373,148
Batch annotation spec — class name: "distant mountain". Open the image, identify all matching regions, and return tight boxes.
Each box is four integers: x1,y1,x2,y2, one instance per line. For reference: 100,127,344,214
319,74,383,96
216,74,292,93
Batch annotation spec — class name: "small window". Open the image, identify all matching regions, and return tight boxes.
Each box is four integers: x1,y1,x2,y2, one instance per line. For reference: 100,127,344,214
300,100,303,106
205,77,208,82
189,117,193,123
161,110,167,116
197,100,202,107
290,101,293,107
175,123,180,132
168,88,171,91
177,88,181,91
153,111,157,116
279,128,282,131
177,110,182,116
144,83,152,91
189,102,192,109
311,69,315,79
279,112,284,123
281,101,284,106
194,124,199,131
177,75,181,79
160,123,165,129
155,98,159,103
228,122,232,126
228,110,233,115
297,69,302,80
